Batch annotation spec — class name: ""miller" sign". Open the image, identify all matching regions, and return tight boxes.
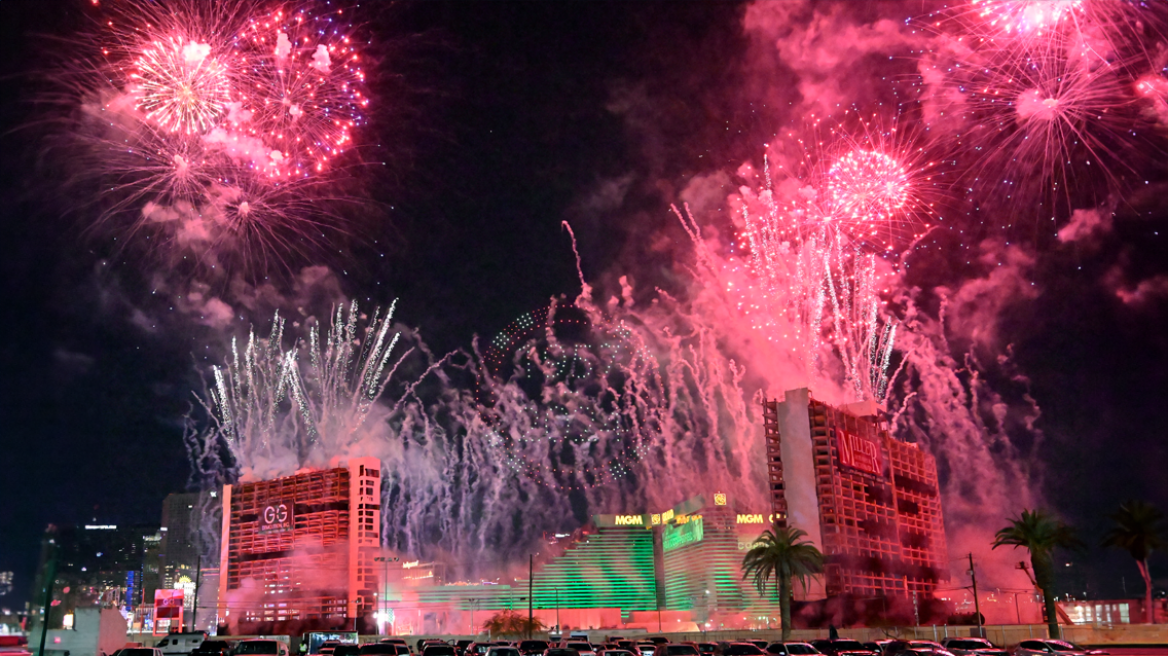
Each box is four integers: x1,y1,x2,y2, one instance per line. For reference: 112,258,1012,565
836,429,883,476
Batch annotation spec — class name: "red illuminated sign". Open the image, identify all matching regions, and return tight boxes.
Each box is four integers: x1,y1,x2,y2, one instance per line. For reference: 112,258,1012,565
837,430,882,475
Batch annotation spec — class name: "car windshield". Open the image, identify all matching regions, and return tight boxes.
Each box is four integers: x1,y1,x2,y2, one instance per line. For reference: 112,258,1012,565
238,644,282,656
724,647,765,656
945,644,990,651
521,644,550,652
666,649,698,656
335,648,361,656
361,647,399,655
786,647,819,655
568,646,592,652
1046,644,1077,653
491,651,520,656
833,644,866,652
425,649,456,656
123,650,158,656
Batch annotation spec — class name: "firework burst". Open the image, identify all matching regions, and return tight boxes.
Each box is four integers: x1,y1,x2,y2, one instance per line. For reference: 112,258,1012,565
957,41,1145,215
132,35,233,135
234,6,370,178
59,0,372,275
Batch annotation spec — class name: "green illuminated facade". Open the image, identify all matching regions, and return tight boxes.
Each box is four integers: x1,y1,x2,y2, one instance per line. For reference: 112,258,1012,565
388,496,780,622
523,525,658,618
663,506,780,619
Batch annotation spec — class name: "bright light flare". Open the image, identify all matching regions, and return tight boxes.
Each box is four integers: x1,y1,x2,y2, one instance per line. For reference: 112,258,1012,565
133,37,232,135
970,0,1085,35
824,149,911,224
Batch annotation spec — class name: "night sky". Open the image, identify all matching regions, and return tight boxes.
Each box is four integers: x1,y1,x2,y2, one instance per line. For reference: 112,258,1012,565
1,0,1166,609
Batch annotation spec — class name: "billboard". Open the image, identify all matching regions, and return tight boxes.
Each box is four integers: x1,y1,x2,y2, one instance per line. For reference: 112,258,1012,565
153,589,184,636
837,429,882,476
663,516,703,551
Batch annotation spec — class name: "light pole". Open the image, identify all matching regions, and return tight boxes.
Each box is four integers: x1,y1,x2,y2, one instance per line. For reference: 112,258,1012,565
374,557,399,635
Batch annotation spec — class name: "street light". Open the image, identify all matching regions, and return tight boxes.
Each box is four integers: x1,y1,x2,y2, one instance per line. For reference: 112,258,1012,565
374,557,399,635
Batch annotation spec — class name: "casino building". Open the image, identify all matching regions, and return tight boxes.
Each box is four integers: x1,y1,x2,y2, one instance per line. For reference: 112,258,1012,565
211,391,948,633
763,388,949,598
216,457,382,634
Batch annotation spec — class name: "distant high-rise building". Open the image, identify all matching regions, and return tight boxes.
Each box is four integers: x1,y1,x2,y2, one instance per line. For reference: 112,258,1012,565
0,571,13,597
763,388,949,598
160,493,202,590
29,523,159,629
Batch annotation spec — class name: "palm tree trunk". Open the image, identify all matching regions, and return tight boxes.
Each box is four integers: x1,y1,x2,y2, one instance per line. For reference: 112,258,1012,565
780,575,792,642
1033,555,1060,640
1137,559,1153,624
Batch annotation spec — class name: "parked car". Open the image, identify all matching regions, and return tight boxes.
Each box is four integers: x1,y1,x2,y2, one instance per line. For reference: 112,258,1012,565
547,650,580,656
766,644,822,656
1014,642,1107,656
334,647,361,656
811,641,877,656
157,633,207,656
321,643,344,656
122,650,162,656
940,640,1006,656
424,646,457,656
717,645,766,656
487,649,521,656
599,650,635,656
661,646,700,656
236,641,292,656
650,641,670,648
884,642,948,656
697,645,716,656
636,645,656,656
563,643,595,656
192,641,233,656
749,645,769,652
360,645,403,656
519,642,551,656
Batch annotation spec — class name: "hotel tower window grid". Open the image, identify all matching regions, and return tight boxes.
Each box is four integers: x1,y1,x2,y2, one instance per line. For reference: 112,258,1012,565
763,392,948,599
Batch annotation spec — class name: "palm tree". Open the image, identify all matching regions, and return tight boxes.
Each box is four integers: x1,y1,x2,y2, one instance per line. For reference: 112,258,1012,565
742,523,824,641
1102,500,1165,624
993,509,1083,639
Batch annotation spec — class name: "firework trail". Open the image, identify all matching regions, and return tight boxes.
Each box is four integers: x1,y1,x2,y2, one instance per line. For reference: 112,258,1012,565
187,294,764,575
197,300,406,475
62,0,370,273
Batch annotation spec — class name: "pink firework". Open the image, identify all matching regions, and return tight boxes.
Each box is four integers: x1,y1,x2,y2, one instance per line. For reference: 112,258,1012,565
790,111,943,249
970,0,1085,35
132,35,234,135
958,43,1142,213
63,0,372,275
823,148,911,226
232,5,369,179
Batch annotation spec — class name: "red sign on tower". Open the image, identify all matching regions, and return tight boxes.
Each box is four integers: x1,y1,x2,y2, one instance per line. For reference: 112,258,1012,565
836,429,882,476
